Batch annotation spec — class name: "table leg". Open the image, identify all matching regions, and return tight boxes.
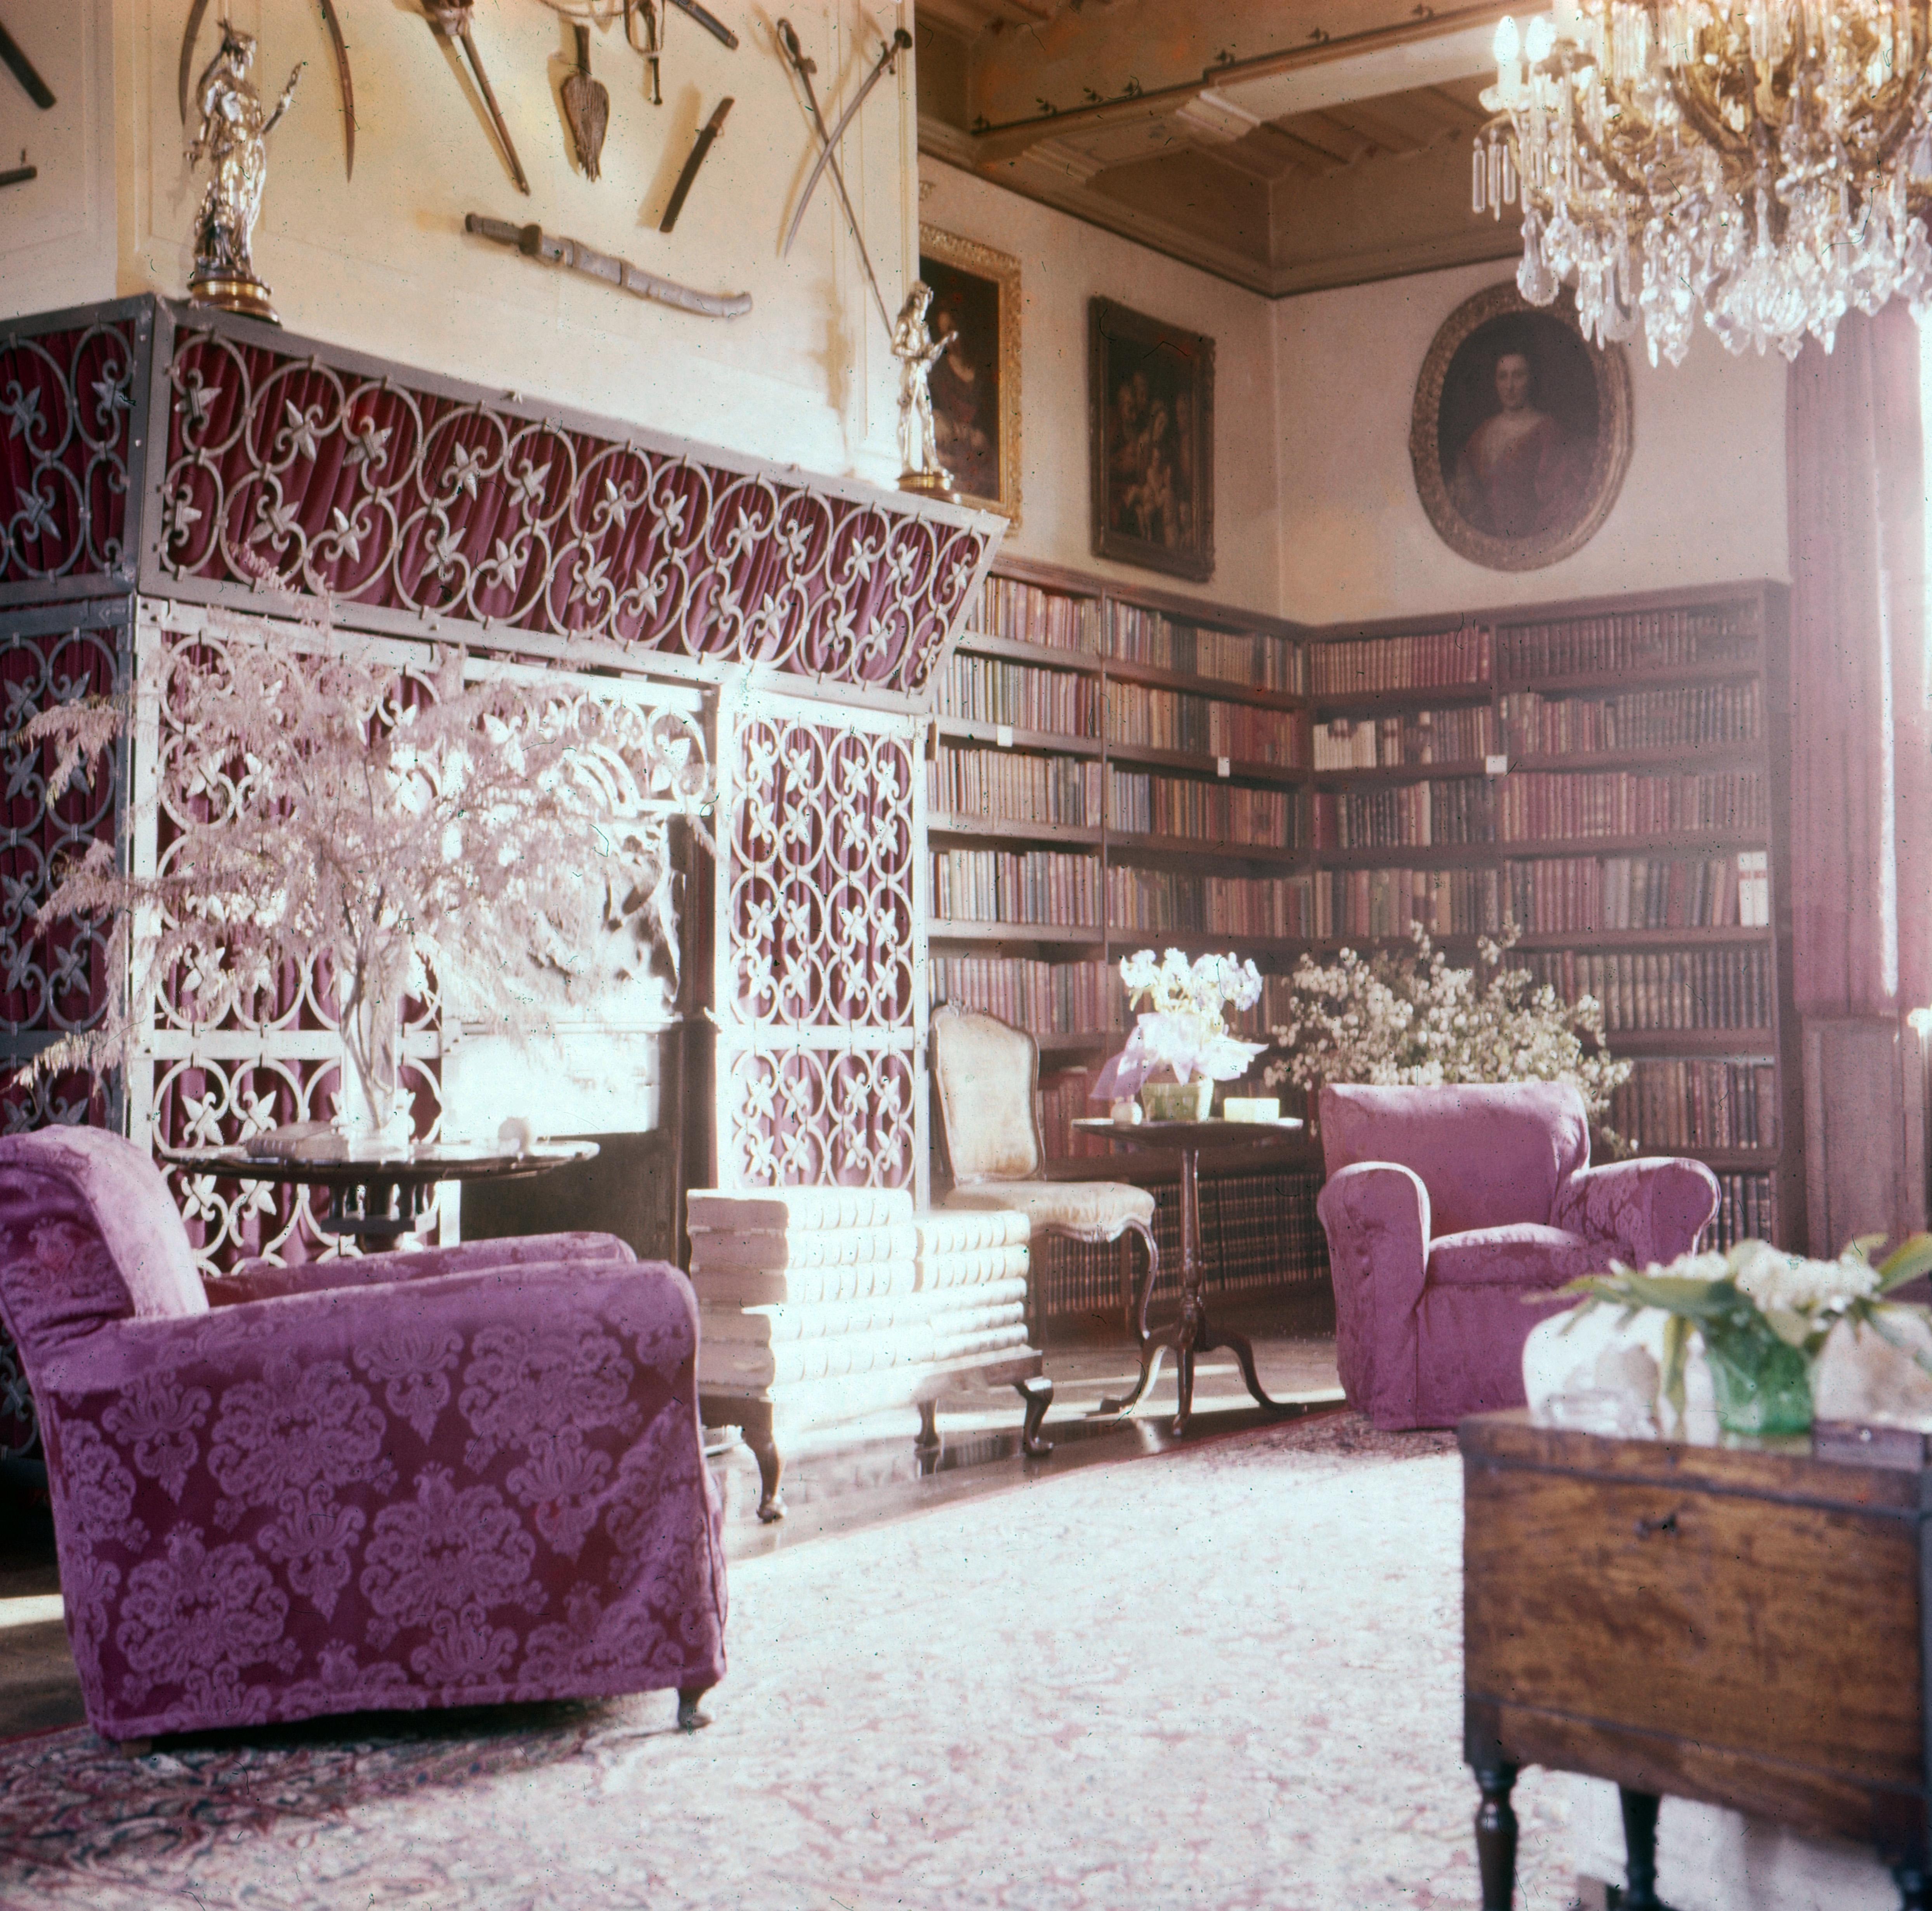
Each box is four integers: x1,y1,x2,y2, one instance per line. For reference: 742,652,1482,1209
1473,1761,1519,1911
1618,1787,1673,1909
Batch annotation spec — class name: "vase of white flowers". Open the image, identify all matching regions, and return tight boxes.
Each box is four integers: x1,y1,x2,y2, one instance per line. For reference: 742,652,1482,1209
1094,949,1266,1121
1561,1234,1932,1437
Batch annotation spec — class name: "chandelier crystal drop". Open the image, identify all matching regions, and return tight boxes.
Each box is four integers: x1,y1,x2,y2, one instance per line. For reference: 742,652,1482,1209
1474,0,1932,363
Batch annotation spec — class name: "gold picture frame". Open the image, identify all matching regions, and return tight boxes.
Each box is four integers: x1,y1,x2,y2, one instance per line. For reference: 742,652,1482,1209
918,225,1023,525
1410,281,1632,573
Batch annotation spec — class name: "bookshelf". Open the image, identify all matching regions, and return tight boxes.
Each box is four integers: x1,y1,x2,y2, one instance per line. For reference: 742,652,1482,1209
927,563,1799,1310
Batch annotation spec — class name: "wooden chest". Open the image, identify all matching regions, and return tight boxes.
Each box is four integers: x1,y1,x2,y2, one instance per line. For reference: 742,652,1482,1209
1461,1412,1932,1908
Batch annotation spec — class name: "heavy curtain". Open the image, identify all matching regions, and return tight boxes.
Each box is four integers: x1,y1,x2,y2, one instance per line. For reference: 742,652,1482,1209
1785,305,1932,1018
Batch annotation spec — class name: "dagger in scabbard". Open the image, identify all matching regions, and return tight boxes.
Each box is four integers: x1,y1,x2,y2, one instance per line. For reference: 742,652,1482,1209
422,0,530,196
661,97,733,233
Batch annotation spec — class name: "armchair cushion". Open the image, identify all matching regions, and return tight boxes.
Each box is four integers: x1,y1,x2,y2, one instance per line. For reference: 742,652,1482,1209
1426,1224,1611,1290
1319,1081,1591,1237
944,1180,1155,1242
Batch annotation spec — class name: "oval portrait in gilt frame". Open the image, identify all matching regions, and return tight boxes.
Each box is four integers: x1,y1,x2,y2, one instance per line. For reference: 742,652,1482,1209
1410,282,1631,572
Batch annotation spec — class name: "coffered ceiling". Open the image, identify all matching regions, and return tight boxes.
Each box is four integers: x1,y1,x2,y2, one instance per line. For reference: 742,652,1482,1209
916,0,1526,295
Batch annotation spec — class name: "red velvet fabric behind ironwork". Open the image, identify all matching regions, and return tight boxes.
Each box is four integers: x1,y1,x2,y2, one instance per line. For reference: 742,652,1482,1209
157,325,993,698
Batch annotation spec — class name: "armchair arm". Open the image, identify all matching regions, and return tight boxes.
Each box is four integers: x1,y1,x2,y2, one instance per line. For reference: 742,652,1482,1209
1316,1162,1432,1430
205,1232,636,1307
1554,1157,1722,1268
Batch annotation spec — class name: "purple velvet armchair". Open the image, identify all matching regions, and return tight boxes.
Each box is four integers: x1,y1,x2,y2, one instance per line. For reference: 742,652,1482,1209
1315,1082,1719,1431
0,1127,727,1744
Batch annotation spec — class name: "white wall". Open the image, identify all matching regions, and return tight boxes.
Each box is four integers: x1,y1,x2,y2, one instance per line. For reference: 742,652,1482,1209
3,0,922,489
917,161,1282,618
0,4,117,314
1276,260,1791,624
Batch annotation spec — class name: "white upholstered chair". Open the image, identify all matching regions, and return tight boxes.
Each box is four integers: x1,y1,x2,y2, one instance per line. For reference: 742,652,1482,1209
931,1005,1160,1341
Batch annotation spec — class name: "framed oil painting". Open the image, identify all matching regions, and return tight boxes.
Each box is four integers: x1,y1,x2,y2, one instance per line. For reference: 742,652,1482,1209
918,225,1022,524
1410,281,1631,573
1088,297,1215,583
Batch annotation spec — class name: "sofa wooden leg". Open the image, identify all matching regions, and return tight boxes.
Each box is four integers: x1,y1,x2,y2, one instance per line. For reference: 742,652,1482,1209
110,1737,153,1758
1014,1375,1053,1456
676,1685,714,1732
738,1402,785,1522
914,1399,941,1458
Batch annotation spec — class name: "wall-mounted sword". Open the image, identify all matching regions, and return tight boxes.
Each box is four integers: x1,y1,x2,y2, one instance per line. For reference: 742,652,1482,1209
666,0,738,53
782,28,910,258
776,18,890,337
660,96,733,233
465,213,752,318
423,0,529,196
0,14,53,110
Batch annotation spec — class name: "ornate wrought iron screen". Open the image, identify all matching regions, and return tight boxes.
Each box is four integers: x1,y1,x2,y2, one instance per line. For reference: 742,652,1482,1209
713,682,929,1199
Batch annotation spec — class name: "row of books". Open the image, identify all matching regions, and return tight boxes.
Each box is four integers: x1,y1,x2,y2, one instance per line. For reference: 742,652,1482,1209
931,850,1098,926
1499,682,1763,755
1707,1173,1778,1251
1031,1172,1331,1316
1495,772,1767,842
1508,946,1775,1032
1312,781,1494,850
1310,627,1493,696
1314,868,1504,940
1311,706,1499,769
929,748,1102,829
1497,604,1759,680
937,656,1097,735
1107,771,1298,847
1105,867,1314,938
929,958,1123,1035
1103,684,1308,765
1037,1071,1102,1162
974,577,1103,653
1610,1060,1779,1153
1504,853,1772,932
1107,605,1304,692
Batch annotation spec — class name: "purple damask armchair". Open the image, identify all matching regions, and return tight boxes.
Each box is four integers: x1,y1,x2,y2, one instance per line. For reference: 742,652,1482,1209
1315,1082,1719,1431
0,1127,727,1744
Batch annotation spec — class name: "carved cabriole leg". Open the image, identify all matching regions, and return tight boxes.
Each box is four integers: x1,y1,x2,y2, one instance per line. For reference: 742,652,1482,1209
915,1399,941,1458
676,1685,714,1731
1014,1374,1053,1456
1895,1859,1930,1911
1473,1762,1520,1911
1618,1788,1668,1910
740,1401,784,1523
1126,1219,1159,1344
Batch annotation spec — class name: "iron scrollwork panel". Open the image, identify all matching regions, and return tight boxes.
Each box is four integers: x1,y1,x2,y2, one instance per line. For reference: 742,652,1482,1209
715,689,927,1194
151,312,997,699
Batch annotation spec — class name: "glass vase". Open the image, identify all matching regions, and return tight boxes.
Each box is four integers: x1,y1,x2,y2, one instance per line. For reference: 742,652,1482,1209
1139,1076,1213,1122
335,957,414,1147
1701,1330,1813,1438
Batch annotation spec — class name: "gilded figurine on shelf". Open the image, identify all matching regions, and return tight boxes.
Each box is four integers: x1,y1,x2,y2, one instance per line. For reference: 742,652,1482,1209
892,282,957,503
187,26,302,325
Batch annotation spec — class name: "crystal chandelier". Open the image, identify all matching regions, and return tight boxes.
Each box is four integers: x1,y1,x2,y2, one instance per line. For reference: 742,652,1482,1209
1473,0,1932,363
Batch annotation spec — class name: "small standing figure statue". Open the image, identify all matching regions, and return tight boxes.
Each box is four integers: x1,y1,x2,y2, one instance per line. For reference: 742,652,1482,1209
892,281,956,502
187,27,302,325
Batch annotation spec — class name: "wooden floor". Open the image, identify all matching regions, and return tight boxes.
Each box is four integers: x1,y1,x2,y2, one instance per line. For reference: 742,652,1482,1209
0,1305,1344,1740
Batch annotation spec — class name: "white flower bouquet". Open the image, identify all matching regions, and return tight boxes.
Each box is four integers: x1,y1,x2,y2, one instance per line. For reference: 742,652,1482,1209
1092,948,1265,1103
1561,1233,1932,1436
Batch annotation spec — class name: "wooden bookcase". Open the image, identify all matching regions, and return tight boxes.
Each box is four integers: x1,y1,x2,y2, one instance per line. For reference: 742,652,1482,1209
926,560,1799,1314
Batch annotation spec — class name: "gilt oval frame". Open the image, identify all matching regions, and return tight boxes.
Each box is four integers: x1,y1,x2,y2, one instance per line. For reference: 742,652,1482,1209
1410,281,1632,573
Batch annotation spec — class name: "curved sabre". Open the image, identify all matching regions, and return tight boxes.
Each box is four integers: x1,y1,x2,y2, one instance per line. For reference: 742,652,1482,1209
178,0,212,123
317,0,356,179
781,27,911,258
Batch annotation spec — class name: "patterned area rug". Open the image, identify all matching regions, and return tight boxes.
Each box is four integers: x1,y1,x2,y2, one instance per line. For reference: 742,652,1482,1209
0,1413,1575,1910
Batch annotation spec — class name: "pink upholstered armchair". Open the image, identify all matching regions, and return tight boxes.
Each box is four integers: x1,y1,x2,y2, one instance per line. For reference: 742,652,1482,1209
0,1127,727,1744
1315,1083,1720,1431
